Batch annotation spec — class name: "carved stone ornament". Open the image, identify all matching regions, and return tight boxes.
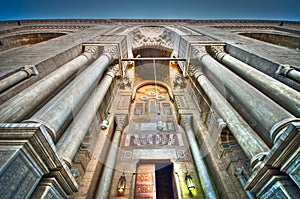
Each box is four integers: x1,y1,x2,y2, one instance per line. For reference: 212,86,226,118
132,26,174,49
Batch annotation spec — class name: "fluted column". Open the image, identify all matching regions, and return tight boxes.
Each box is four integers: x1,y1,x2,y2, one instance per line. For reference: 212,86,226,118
208,46,300,117
95,116,127,199
276,64,300,83
0,65,39,93
56,67,118,166
0,46,100,122
190,66,269,169
25,47,117,141
194,47,296,146
181,115,218,199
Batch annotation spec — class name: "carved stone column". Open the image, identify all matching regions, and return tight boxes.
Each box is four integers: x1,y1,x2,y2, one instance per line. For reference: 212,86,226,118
56,66,119,167
180,115,218,199
95,115,127,199
208,46,300,117
0,65,39,93
194,46,297,147
0,46,100,123
190,65,269,169
25,46,117,141
276,64,300,83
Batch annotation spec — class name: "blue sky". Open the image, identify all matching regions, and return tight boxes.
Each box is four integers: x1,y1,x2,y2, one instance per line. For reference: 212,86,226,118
1,0,300,21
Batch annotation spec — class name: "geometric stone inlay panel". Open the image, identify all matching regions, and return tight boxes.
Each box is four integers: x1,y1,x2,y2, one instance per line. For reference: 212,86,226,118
124,133,178,147
0,150,41,198
133,122,175,132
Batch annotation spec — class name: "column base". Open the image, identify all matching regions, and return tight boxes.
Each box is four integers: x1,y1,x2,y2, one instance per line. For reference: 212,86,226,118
245,122,300,197
31,177,68,199
257,175,300,199
0,123,78,198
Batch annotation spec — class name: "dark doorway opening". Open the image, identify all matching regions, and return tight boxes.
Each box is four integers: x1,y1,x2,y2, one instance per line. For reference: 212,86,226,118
135,160,176,199
155,163,174,199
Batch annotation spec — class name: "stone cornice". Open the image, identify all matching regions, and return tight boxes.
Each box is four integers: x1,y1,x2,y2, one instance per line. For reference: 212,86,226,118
1,19,299,26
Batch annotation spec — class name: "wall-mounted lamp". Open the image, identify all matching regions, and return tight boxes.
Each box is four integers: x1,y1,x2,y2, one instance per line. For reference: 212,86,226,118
185,172,195,191
100,120,109,130
157,120,164,131
100,112,111,130
217,118,227,129
117,172,126,195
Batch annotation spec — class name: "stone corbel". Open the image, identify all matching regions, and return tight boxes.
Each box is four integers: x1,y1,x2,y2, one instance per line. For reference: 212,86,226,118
0,123,78,198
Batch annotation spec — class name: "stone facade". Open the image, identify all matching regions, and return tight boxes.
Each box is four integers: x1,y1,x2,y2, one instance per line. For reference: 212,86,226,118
0,19,299,198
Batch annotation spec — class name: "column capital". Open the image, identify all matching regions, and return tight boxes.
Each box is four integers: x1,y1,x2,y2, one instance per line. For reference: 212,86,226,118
276,64,293,76
180,115,193,131
188,64,204,79
207,45,226,61
107,64,121,77
103,45,118,60
22,65,39,76
114,115,128,132
191,46,207,60
83,45,100,60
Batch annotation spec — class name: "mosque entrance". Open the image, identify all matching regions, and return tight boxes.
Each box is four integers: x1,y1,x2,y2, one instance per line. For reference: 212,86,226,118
134,161,175,199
